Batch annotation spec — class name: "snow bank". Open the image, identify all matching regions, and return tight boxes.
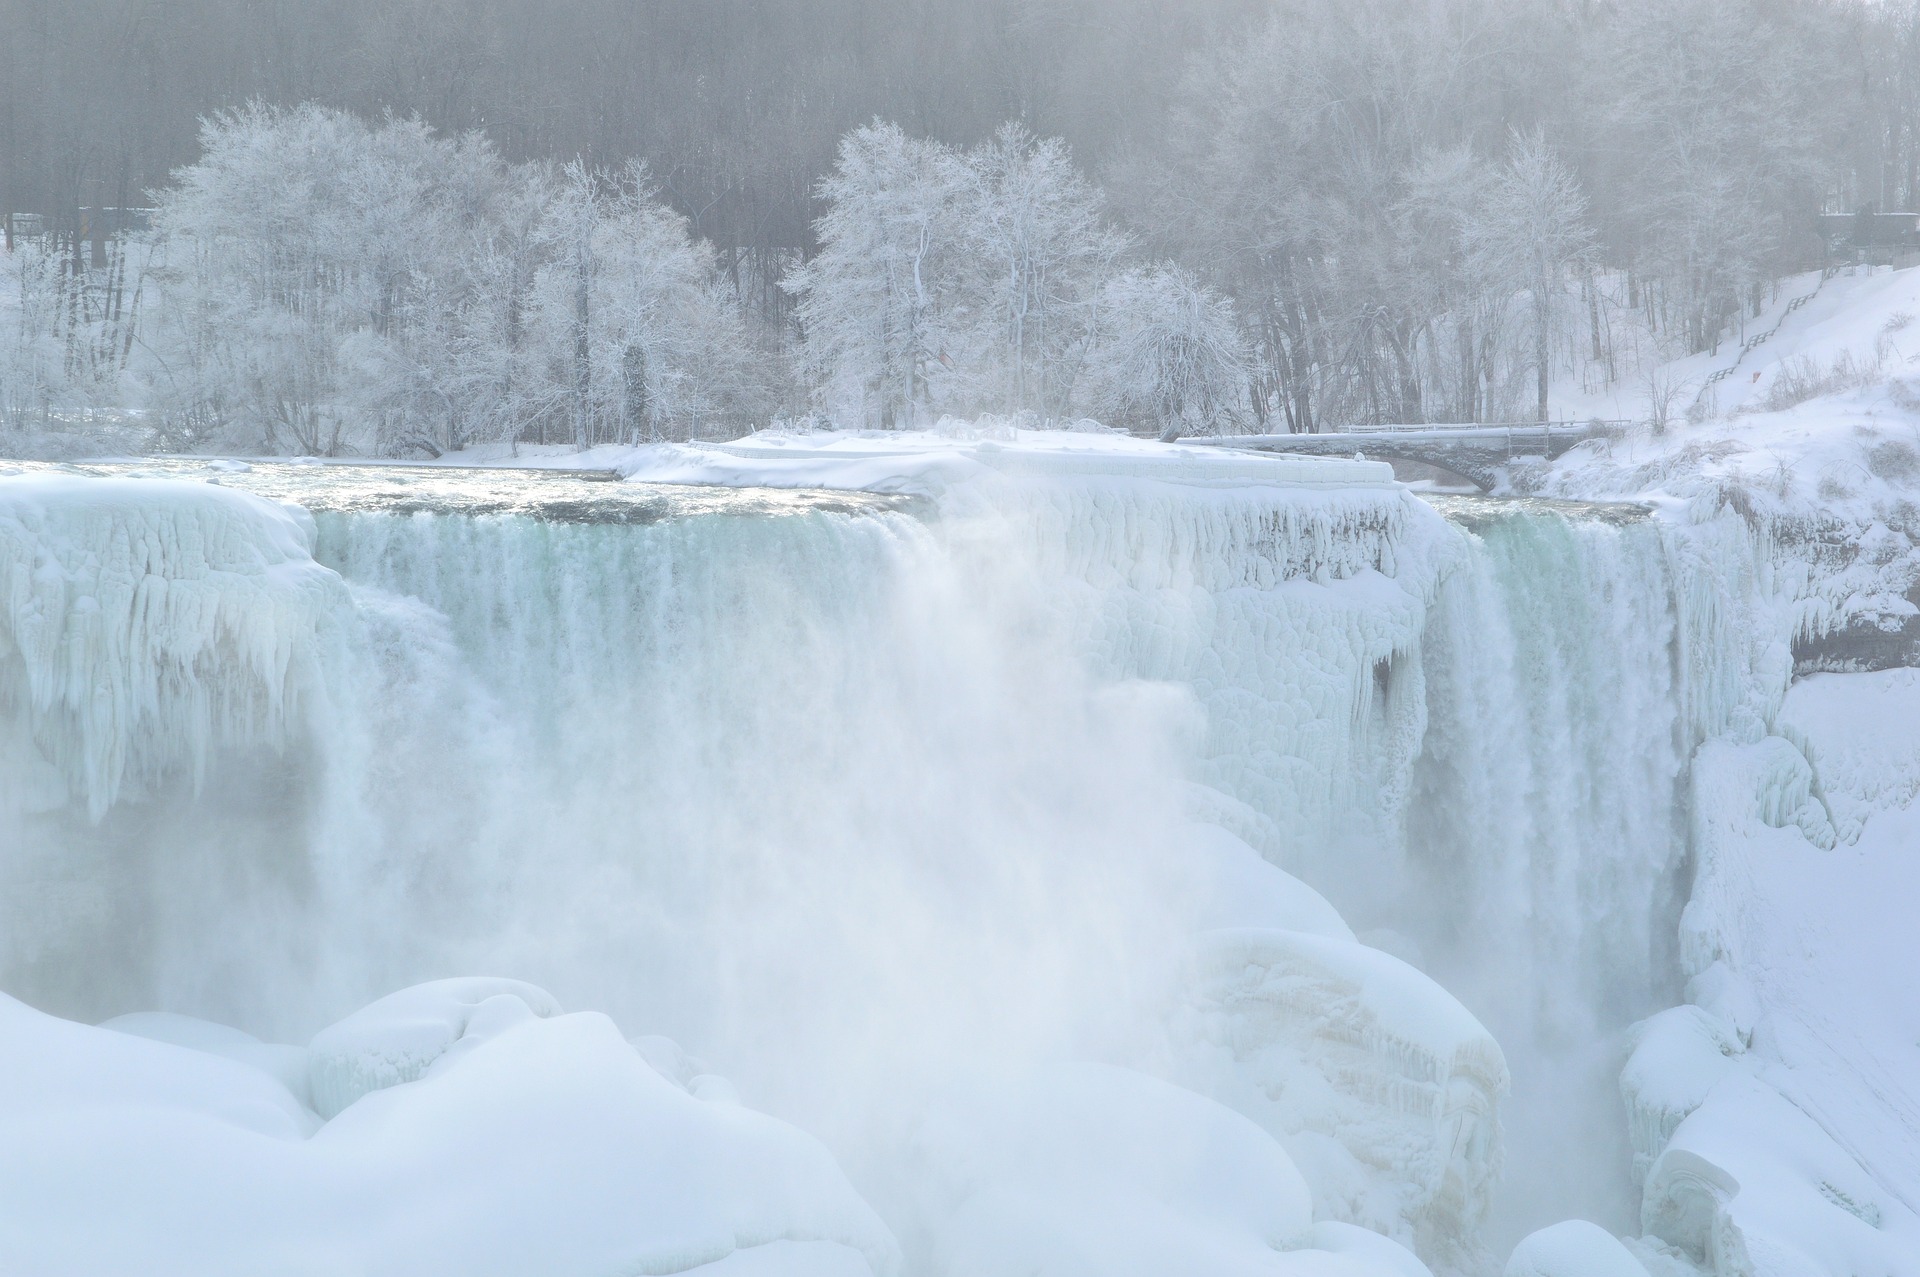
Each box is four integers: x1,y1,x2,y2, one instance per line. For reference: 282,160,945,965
905,1061,1430,1277
103,1010,317,1111
580,426,1397,498
1617,667,1920,1276
0,984,900,1277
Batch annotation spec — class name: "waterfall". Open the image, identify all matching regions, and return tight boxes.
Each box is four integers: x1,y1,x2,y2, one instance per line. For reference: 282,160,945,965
0,463,1756,1273
1403,507,1691,1248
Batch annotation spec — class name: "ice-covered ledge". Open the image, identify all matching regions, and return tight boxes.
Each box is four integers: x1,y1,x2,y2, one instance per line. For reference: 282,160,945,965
609,429,1398,495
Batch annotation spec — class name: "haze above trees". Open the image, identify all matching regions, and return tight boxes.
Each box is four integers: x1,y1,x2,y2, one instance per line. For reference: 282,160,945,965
3,0,1918,448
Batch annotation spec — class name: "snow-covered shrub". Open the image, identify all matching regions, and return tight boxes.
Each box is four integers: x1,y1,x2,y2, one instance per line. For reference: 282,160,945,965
1759,351,1884,414
1085,264,1248,440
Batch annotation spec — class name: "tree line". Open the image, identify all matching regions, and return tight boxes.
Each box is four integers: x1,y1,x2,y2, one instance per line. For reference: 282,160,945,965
4,105,1251,447
3,0,1919,448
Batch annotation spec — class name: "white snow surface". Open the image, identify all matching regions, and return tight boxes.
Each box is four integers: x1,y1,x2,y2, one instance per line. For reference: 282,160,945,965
1648,668,1920,1277
438,418,1397,497
0,985,900,1277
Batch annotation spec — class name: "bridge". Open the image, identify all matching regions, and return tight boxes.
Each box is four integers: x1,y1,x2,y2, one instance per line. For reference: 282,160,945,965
1179,421,1609,491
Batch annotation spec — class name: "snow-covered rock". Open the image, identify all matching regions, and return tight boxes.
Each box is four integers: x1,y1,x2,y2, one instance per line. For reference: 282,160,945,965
905,1061,1427,1277
0,985,900,1277
1175,928,1509,1269
305,976,563,1118
1504,1221,1650,1277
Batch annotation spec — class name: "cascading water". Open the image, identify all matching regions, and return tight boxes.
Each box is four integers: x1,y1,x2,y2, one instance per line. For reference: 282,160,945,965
1402,506,1693,1248
0,458,1752,1275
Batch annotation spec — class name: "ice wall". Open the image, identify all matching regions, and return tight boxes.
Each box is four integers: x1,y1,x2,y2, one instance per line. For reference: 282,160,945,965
0,475,355,1016
0,475,342,818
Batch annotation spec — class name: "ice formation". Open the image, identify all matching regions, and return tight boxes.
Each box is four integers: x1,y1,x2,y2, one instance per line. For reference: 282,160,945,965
1,418,1916,1277
0,474,341,817
305,976,564,1118
1174,927,1508,1270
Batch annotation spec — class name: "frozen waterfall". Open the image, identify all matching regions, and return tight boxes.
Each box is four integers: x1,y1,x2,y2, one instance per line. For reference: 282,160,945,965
0,460,1768,1275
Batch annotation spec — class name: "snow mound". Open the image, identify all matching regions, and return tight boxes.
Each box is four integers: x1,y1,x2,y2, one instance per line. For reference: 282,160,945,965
1646,1076,1920,1277
306,976,563,1118
908,1061,1432,1277
0,473,342,818
0,986,900,1277
1179,823,1355,940
102,1010,315,1112
1619,1007,1743,1190
1504,1221,1650,1277
1175,928,1509,1268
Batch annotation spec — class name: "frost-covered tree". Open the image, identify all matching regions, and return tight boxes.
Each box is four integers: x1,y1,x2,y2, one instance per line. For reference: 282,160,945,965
965,123,1126,418
787,122,974,429
144,105,760,454
145,104,478,453
1393,145,1523,424
791,119,1126,427
1465,132,1596,423
0,237,116,430
1086,265,1246,440
522,160,762,446
1588,0,1839,356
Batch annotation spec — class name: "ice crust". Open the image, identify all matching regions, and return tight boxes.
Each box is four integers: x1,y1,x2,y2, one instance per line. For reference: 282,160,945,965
1176,927,1508,1269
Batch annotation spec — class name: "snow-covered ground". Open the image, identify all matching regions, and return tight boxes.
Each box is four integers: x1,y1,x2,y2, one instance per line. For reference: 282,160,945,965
426,418,1395,497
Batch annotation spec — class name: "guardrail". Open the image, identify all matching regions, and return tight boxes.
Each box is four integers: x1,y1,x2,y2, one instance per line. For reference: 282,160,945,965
1313,419,1626,435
